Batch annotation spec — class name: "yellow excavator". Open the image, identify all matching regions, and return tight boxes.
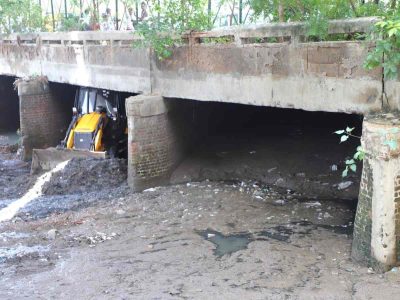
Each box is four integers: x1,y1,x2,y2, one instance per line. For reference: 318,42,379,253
31,87,127,173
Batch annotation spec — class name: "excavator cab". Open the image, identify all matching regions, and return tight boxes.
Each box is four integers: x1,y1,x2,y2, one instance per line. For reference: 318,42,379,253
31,87,127,174
60,88,126,156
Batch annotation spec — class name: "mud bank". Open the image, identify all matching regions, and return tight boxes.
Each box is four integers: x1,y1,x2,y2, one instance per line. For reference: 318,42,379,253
0,153,30,204
0,181,399,299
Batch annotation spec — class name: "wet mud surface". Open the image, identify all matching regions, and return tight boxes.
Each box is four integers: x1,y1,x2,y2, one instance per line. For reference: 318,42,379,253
1,177,400,299
172,131,361,200
0,132,398,299
0,153,30,206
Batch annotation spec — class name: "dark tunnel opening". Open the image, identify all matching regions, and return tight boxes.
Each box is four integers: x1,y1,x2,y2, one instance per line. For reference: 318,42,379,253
169,99,363,203
0,76,19,146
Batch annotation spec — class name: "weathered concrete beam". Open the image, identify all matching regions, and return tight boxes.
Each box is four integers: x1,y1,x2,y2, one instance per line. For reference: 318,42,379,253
0,44,151,94
152,41,384,114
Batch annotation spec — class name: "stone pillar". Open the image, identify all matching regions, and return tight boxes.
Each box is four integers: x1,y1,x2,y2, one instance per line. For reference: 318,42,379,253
352,113,400,271
18,78,68,160
126,95,182,192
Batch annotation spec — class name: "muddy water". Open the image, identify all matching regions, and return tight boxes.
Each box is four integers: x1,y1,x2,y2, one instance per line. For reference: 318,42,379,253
198,229,252,257
0,131,19,146
198,220,353,257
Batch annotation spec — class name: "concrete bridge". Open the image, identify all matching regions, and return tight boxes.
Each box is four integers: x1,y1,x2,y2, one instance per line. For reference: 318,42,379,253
1,17,400,271
1,17,398,114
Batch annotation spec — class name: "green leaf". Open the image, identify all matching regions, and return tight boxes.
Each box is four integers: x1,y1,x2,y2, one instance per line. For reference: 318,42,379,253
388,28,398,37
346,159,355,165
346,127,354,133
350,164,357,172
376,21,387,28
334,130,345,135
340,135,349,143
342,167,348,178
354,150,365,161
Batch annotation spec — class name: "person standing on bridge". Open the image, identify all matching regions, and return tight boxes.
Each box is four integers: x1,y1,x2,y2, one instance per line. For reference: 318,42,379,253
80,8,91,31
100,8,115,31
122,7,135,31
139,2,149,22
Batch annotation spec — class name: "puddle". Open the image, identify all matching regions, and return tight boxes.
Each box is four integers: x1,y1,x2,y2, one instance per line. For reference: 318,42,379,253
198,229,251,257
0,132,19,146
315,223,353,235
257,223,312,242
0,244,49,263
262,221,354,239
198,221,353,257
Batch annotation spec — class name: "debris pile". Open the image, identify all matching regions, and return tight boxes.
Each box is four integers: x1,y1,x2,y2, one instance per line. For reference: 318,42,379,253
42,158,127,196
71,232,119,247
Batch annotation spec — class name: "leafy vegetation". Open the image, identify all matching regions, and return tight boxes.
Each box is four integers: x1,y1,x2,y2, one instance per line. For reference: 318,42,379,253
134,0,210,59
334,127,364,177
335,126,400,177
364,16,400,80
0,0,42,34
249,0,398,40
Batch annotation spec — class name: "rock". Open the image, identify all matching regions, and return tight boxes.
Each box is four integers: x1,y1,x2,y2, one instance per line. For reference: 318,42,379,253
116,209,126,215
304,201,321,208
274,199,286,206
330,164,338,171
46,229,58,240
338,181,353,190
207,233,215,238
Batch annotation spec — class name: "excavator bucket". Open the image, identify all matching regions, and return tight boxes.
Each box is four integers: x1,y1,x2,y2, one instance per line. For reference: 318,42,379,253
31,147,106,175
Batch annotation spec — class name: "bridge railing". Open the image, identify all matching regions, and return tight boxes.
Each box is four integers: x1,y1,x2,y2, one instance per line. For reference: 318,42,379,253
0,17,378,47
189,17,378,45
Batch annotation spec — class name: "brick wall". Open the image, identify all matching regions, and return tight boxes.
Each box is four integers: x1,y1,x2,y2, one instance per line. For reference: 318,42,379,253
126,95,187,192
352,156,373,263
18,79,72,160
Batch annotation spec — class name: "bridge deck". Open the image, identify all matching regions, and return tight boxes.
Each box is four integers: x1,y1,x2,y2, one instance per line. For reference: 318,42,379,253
0,17,397,114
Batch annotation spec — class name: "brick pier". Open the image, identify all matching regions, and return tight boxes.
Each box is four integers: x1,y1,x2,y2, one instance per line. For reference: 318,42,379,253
126,95,184,192
352,113,400,271
17,78,70,160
